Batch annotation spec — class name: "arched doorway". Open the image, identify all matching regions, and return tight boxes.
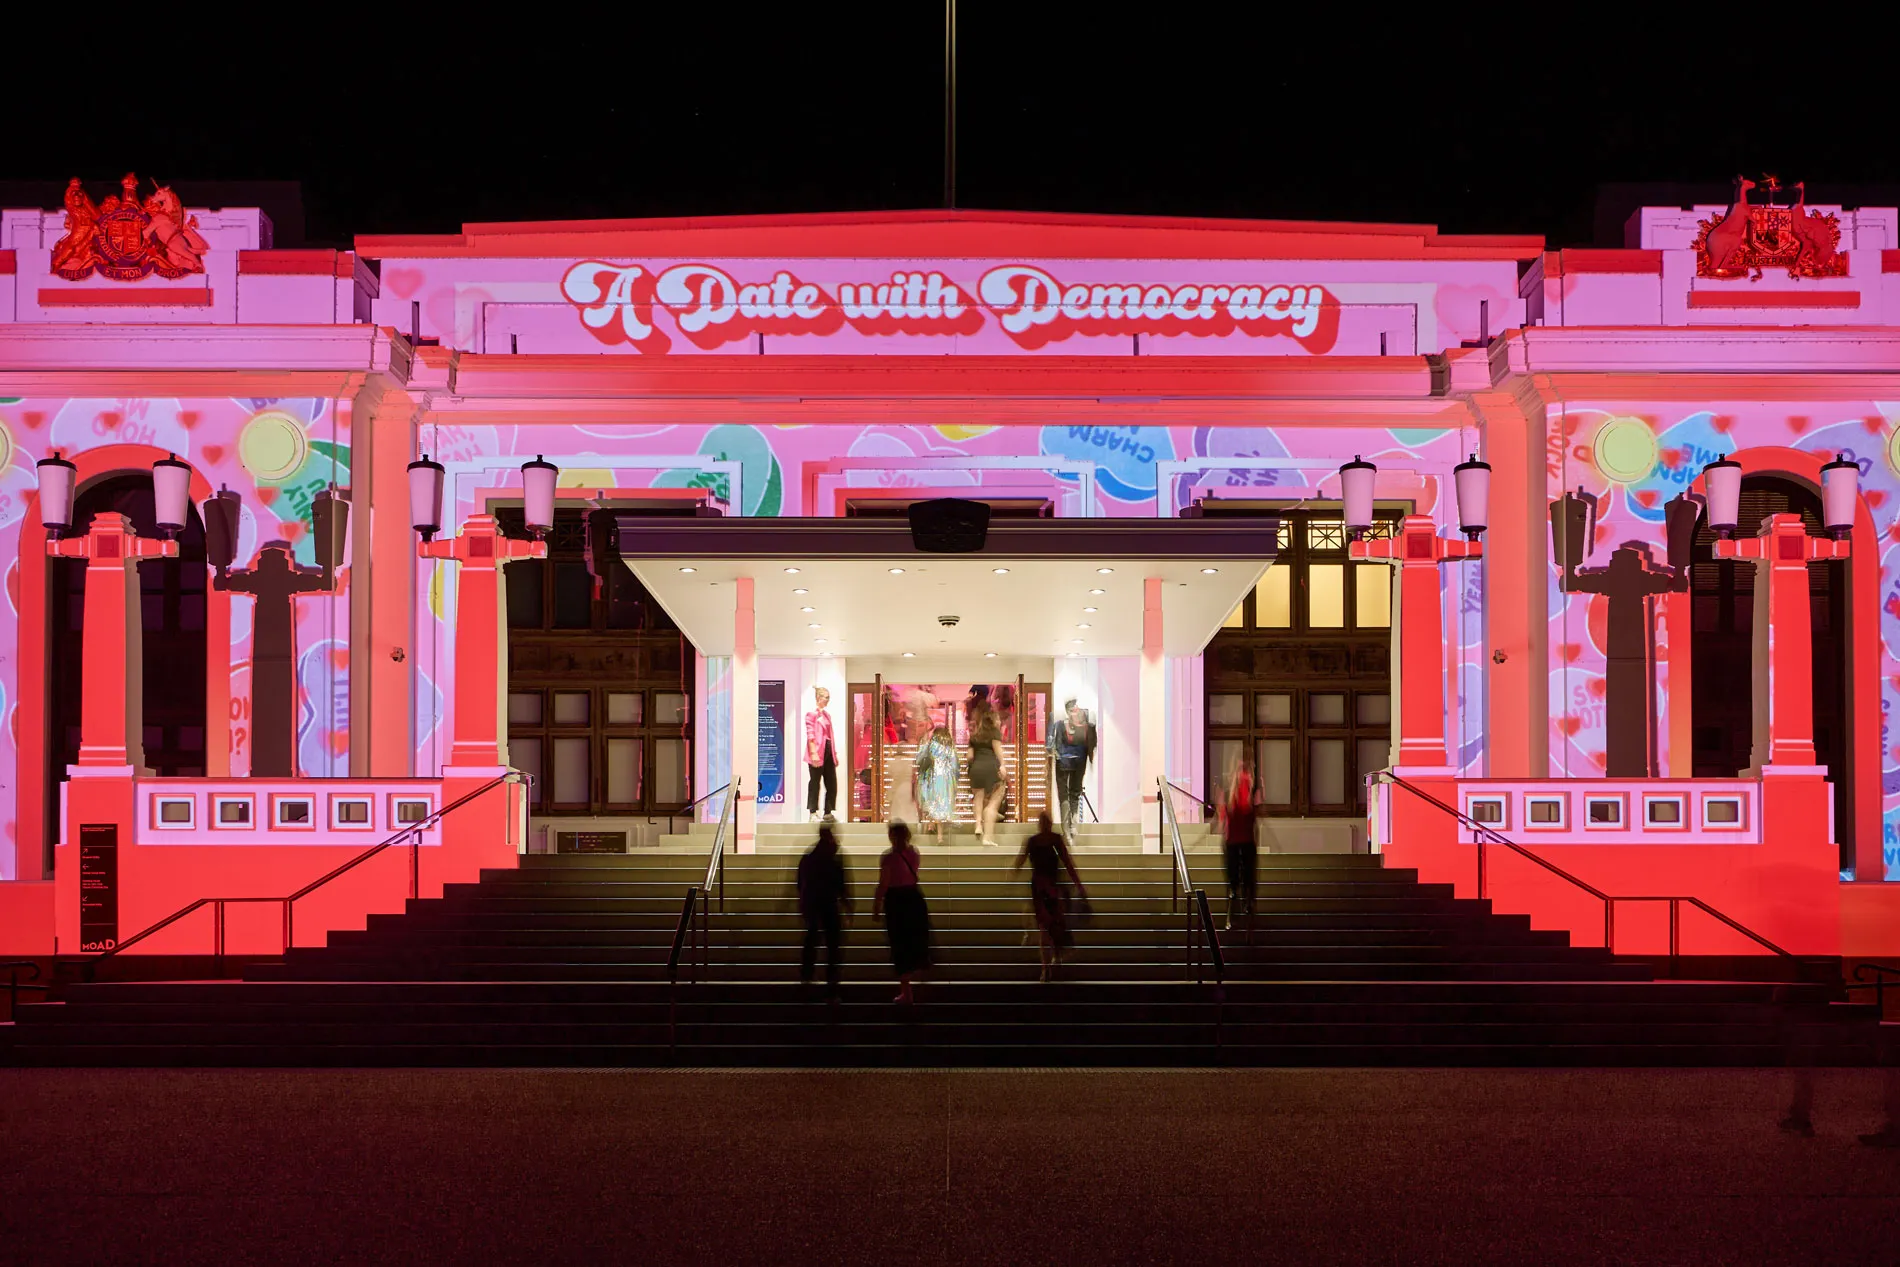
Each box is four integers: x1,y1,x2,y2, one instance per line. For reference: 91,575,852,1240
45,475,209,868
1690,475,1851,868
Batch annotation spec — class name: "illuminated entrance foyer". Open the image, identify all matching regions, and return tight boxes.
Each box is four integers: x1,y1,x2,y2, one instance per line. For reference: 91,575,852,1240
617,513,1274,851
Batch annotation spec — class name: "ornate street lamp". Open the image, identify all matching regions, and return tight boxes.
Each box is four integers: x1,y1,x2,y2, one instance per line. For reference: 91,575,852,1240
521,455,559,539
1821,453,1861,539
408,454,446,542
152,453,193,539
35,451,76,537
1338,455,1377,539
1702,456,1743,538
1453,453,1491,540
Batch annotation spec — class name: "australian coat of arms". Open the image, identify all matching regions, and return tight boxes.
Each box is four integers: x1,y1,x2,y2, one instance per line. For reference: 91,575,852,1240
1691,175,1848,282
50,173,210,282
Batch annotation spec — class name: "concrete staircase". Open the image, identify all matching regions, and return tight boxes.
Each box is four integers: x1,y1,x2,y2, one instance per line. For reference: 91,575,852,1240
4,823,1887,1066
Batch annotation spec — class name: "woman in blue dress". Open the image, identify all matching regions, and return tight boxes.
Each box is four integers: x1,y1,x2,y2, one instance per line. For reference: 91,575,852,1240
914,724,959,844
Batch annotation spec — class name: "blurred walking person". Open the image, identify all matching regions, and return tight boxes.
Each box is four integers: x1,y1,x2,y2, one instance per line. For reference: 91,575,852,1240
797,825,853,998
969,699,1008,846
1049,699,1096,828
874,822,932,1004
1014,810,1087,983
1221,752,1259,931
916,723,958,844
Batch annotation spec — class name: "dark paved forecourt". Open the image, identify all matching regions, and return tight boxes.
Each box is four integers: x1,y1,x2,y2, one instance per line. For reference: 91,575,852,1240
2,1068,1897,1265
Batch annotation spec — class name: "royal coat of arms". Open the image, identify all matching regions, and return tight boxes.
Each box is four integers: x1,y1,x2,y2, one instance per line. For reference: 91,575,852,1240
1691,175,1848,281
49,172,210,282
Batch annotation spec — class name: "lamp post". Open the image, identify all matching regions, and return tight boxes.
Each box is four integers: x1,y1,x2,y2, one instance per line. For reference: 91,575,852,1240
1547,487,1697,777
37,454,185,771
1708,455,1857,771
1343,455,1487,770
415,457,553,769
209,487,349,777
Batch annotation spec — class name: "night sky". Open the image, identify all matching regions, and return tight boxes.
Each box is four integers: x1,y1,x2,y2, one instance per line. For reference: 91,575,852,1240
5,15,1897,248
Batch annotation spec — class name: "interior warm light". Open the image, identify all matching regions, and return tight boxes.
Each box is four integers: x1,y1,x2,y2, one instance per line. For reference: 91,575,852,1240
992,567,1010,574
1088,588,1105,595
678,566,697,573
1083,607,1098,613
792,587,809,595
1200,567,1219,574
889,567,906,575
902,651,916,658
784,567,801,574
1096,567,1114,574
984,652,997,658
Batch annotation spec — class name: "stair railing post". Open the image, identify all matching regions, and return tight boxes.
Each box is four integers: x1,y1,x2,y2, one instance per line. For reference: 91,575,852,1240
410,828,420,900
1669,898,1680,973
1604,899,1615,953
213,900,225,977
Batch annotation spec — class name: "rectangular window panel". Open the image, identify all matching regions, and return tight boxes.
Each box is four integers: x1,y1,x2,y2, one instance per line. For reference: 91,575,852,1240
511,737,543,805
606,737,642,804
551,561,593,629
606,692,644,725
552,737,590,805
1308,564,1345,628
1208,693,1245,727
654,692,688,725
1255,693,1292,727
1257,738,1293,805
1309,693,1347,726
507,692,543,726
1222,601,1245,629
604,566,645,630
1357,738,1389,799
1355,564,1391,628
1209,739,1244,793
1255,568,1292,628
552,692,591,725
506,561,546,629
654,738,689,803
1356,693,1391,727
1309,738,1347,805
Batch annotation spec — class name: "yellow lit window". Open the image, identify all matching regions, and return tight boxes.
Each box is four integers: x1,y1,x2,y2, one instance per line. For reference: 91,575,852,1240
1255,568,1291,628
1308,564,1345,628
1355,563,1391,628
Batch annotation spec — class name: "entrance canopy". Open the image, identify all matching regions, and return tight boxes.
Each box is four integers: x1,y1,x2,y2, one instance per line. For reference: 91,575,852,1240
618,517,1277,659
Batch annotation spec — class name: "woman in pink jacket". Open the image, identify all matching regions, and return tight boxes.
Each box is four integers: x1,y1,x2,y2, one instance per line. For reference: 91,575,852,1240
805,687,838,823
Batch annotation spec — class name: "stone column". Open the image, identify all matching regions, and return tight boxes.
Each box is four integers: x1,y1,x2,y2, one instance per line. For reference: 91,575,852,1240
1140,577,1165,853
418,514,547,771
732,576,758,854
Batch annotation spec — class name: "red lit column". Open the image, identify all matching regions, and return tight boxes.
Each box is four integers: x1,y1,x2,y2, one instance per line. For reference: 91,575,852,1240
1714,512,1848,772
1351,514,1480,772
419,514,548,770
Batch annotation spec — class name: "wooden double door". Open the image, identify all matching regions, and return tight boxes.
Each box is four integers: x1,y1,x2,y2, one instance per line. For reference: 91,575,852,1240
845,676,1051,823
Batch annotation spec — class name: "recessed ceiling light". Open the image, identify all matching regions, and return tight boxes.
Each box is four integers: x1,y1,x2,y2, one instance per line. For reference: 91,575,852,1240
1201,567,1219,575
819,651,833,658
992,567,1010,575
1066,652,1080,658
983,652,997,658
1083,606,1098,613
784,567,801,574
1076,623,1091,629
1096,567,1114,574
814,638,827,644
888,567,906,575
800,606,815,612
792,587,809,595
677,566,697,573
1088,588,1105,595
902,651,916,658
808,623,821,629
1071,638,1085,644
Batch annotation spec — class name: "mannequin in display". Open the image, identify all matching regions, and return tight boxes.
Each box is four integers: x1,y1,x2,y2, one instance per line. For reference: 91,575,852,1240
805,686,839,823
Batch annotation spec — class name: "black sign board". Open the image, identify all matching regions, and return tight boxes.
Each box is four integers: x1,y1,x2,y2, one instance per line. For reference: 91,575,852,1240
79,823,119,952
557,830,628,855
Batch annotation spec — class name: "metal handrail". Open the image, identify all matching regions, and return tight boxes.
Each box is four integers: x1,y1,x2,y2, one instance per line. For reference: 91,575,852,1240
646,781,733,836
1848,961,1900,1013
665,886,703,1060
701,779,740,914
1077,789,1100,824
85,770,527,977
2,960,52,1019
1160,778,1223,985
1377,771,1793,963
1163,779,1215,819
